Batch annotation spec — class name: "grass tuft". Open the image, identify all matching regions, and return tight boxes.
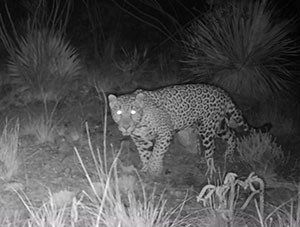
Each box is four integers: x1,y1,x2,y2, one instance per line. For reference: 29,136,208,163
73,123,189,227
21,113,58,144
236,131,284,179
0,119,20,180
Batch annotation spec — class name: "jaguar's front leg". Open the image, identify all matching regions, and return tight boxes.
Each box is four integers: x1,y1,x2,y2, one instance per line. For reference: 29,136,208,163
131,135,153,172
148,131,173,175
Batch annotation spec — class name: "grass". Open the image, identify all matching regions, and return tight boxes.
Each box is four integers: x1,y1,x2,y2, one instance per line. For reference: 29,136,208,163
0,0,299,226
1,122,189,226
0,119,20,181
0,105,298,227
73,122,189,227
236,131,284,178
21,112,59,144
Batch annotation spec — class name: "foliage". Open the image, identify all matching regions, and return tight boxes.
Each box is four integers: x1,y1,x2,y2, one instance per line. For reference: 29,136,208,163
8,29,81,102
236,131,284,177
0,0,81,103
198,172,265,223
21,113,58,144
0,119,20,181
3,123,189,226
73,124,189,227
182,0,299,100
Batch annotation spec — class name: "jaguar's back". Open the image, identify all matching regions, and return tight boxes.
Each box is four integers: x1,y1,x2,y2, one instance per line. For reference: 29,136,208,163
139,84,237,131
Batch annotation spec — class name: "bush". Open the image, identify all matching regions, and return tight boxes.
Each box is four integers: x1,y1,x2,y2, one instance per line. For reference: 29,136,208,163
236,131,284,178
7,28,81,103
0,0,81,104
182,0,299,100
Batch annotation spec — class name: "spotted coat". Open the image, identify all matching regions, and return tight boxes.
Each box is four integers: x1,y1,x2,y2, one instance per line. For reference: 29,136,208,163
108,84,254,175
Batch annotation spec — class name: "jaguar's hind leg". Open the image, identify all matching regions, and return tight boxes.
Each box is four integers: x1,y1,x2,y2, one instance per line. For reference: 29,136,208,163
196,125,217,176
226,104,249,131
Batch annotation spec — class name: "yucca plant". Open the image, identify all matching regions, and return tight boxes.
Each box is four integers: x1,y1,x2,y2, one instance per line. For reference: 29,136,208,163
7,27,81,103
0,0,80,104
182,0,299,100
0,1,80,141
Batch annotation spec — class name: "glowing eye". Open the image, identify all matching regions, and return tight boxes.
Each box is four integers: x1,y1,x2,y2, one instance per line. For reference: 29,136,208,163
130,110,136,115
116,110,122,115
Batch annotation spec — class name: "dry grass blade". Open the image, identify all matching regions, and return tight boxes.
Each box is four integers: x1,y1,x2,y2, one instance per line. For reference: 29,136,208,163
0,119,20,180
73,123,190,227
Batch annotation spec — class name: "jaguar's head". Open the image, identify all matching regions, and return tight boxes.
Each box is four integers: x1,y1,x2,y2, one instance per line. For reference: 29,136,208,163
108,93,145,136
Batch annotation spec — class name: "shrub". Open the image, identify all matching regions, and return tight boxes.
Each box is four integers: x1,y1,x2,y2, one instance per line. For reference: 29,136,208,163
0,0,81,104
182,0,299,100
21,113,58,144
7,28,81,103
236,131,284,178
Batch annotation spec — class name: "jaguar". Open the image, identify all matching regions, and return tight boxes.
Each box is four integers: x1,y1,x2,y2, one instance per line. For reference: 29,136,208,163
108,84,270,176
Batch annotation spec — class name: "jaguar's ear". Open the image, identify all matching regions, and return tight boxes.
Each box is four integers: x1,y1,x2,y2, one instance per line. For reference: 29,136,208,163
135,93,145,107
108,94,117,107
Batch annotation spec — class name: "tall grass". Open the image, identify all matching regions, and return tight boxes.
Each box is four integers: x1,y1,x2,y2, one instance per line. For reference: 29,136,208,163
0,109,299,226
182,0,299,100
75,126,189,227
1,123,189,226
0,90,189,226
0,119,20,181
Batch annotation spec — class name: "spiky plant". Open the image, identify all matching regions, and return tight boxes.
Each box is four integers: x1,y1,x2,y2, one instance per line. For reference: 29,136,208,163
0,0,80,104
7,28,81,103
236,131,284,180
182,0,299,100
